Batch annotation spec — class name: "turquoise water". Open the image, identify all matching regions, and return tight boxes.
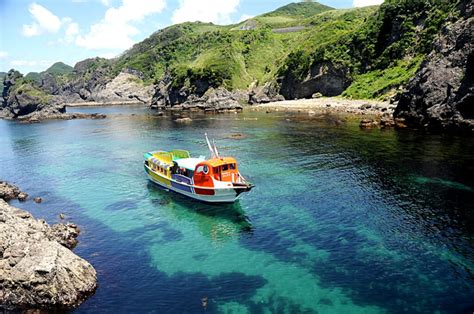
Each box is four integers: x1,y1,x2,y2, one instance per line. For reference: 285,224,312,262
1,106,473,313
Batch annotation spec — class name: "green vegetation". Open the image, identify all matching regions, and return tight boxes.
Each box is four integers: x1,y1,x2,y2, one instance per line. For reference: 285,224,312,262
13,82,52,104
278,0,460,99
45,62,73,77
5,1,460,101
22,62,74,86
262,2,332,18
343,56,423,99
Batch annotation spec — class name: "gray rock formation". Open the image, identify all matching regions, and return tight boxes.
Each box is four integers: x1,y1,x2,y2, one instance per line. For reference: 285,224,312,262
4,88,65,118
394,1,473,133
151,76,245,112
0,198,97,310
95,72,154,103
0,182,28,202
279,61,351,99
249,81,285,104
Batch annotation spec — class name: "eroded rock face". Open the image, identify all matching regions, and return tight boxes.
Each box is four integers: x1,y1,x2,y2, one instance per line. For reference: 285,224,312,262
0,199,97,310
150,78,245,112
394,1,473,133
279,62,351,99
95,72,154,103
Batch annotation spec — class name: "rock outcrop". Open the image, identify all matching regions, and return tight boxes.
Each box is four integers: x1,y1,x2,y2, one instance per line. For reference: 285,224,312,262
394,1,473,133
0,184,97,311
95,72,154,103
279,62,351,100
248,81,285,104
0,181,28,202
151,79,245,112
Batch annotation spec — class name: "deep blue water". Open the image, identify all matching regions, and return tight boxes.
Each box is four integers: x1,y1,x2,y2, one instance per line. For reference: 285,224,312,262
1,106,473,313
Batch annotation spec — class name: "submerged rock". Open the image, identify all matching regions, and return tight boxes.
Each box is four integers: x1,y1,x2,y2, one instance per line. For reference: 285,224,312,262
0,200,97,311
174,117,192,123
359,118,378,129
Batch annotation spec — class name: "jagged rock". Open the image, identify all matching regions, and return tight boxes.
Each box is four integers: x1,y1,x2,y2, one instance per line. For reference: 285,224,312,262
394,0,473,133
151,78,244,112
249,81,285,104
0,182,24,201
95,72,154,103
34,197,42,203
40,73,59,95
0,199,97,310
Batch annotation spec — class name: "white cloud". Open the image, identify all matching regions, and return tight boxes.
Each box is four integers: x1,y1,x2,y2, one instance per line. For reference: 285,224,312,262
172,0,240,25
0,51,8,59
353,0,383,7
22,3,62,37
238,14,254,23
76,0,166,50
100,0,111,6
98,52,119,59
65,22,80,42
10,59,51,67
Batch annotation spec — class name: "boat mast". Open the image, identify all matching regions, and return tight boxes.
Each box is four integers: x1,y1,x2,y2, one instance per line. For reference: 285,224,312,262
212,139,220,158
204,133,216,158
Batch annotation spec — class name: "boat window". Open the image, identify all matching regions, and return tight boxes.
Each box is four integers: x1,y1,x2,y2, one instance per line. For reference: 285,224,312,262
230,163,236,170
196,165,204,173
222,164,229,171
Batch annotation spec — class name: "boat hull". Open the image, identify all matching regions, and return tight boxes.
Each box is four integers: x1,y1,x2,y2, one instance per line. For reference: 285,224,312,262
145,166,244,203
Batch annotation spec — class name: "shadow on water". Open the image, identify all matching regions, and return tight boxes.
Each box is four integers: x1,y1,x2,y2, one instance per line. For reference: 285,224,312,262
146,181,253,239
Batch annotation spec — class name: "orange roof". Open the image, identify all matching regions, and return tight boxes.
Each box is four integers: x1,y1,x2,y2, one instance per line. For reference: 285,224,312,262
206,157,237,167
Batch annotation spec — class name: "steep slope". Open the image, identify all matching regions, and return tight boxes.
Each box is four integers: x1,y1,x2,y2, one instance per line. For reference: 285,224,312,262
278,0,460,100
394,0,473,133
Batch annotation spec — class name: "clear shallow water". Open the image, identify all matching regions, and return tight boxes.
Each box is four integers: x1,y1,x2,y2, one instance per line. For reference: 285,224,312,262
1,107,474,313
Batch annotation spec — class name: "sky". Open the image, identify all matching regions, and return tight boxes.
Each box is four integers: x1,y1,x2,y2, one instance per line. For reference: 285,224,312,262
0,0,383,74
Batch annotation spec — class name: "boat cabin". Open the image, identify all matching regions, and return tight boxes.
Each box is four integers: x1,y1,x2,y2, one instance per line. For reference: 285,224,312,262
193,157,239,185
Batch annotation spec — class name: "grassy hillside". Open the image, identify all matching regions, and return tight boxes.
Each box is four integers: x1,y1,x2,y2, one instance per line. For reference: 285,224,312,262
263,1,333,18
11,0,462,102
111,2,373,94
23,62,74,86
45,62,73,77
277,0,460,99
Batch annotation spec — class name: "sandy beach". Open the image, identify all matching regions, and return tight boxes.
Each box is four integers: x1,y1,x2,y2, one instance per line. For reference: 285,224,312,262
254,97,395,116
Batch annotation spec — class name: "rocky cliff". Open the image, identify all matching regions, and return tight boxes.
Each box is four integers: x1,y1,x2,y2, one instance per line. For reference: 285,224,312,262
0,182,97,311
394,0,473,133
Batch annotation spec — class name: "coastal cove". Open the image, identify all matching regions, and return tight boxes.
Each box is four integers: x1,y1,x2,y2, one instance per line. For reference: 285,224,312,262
1,106,473,312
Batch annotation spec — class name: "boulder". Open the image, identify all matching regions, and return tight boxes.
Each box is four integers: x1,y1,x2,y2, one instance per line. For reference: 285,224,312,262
0,199,97,310
249,81,285,104
0,182,24,201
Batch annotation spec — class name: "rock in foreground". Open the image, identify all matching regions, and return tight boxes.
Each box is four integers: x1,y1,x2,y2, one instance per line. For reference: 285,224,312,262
0,199,97,310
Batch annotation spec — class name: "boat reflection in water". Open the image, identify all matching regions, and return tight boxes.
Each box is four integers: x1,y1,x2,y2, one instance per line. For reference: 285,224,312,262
147,182,253,243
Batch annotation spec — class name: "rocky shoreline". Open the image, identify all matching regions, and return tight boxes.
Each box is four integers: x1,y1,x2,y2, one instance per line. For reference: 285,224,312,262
0,181,97,311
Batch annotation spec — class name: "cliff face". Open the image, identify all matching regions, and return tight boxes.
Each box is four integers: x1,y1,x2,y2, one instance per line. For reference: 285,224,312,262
394,1,473,133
